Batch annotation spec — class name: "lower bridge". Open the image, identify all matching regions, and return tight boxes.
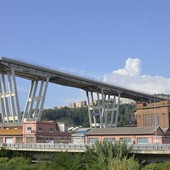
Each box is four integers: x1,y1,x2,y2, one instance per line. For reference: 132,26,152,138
1,143,170,162
0,143,87,153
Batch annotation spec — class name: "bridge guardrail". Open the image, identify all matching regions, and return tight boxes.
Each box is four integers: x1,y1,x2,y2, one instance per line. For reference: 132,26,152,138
0,143,88,152
131,144,170,151
1,143,170,153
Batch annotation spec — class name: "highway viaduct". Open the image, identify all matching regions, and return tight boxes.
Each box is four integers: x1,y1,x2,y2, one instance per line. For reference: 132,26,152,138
0,57,168,128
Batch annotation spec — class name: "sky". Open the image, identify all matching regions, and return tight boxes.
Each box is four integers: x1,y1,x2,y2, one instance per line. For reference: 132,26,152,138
1,0,170,110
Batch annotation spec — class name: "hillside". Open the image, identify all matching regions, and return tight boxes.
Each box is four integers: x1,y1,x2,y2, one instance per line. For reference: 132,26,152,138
41,103,136,127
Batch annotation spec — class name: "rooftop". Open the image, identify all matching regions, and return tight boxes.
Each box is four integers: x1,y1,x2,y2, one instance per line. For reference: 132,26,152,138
0,129,22,135
86,127,161,135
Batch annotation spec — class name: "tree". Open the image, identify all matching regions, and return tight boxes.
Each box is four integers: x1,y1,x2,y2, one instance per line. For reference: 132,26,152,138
83,141,133,170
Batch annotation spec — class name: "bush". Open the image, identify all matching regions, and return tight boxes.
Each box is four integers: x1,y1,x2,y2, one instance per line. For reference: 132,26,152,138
144,162,170,170
108,157,140,170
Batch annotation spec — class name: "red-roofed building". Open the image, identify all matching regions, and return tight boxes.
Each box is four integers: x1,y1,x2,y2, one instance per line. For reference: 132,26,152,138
86,127,170,144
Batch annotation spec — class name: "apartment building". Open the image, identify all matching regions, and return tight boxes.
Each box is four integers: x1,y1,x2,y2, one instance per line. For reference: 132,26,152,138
69,101,87,108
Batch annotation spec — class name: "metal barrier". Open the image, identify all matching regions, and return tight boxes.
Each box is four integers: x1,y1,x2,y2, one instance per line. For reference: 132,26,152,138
1,143,170,154
0,143,88,152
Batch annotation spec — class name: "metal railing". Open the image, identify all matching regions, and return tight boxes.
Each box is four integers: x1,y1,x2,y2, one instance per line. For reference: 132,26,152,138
0,143,88,152
131,144,170,152
1,143,170,153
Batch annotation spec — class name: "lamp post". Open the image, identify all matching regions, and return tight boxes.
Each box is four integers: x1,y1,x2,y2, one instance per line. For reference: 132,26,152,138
154,98,158,147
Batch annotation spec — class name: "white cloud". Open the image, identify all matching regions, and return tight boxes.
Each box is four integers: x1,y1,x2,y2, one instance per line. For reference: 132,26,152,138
113,58,141,76
103,57,170,94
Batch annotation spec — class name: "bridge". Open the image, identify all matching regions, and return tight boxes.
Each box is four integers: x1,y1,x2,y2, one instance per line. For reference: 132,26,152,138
0,57,168,128
1,143,170,162
0,143,170,155
2,143,170,154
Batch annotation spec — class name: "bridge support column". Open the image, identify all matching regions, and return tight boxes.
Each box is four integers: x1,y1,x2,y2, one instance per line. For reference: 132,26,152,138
22,77,50,121
0,68,21,123
86,91,93,129
86,90,121,128
115,92,121,127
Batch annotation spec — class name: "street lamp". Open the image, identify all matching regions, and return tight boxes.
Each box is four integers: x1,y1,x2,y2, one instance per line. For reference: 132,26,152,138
154,98,158,146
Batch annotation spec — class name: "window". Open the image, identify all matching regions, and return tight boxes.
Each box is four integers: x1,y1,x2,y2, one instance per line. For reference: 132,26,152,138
137,137,149,144
103,138,115,143
38,127,43,132
16,137,22,143
0,137,3,143
89,138,99,144
26,137,34,143
119,138,131,144
50,128,54,132
27,127,32,132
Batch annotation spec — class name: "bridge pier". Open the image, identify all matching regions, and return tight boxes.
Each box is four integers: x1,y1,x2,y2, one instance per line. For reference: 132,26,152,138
0,68,21,123
0,65,50,124
22,77,50,121
86,89,121,128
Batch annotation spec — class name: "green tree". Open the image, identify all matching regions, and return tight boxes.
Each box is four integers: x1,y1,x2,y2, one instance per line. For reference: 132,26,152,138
42,107,89,127
108,157,140,170
0,147,15,158
0,157,33,170
83,141,133,170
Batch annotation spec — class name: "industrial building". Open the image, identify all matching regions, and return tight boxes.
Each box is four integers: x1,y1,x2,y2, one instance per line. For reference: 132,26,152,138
136,100,170,129
86,126,170,144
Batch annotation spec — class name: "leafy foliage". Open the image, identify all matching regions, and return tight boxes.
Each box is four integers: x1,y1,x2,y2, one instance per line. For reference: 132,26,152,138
143,162,170,170
85,141,132,169
108,157,140,170
42,107,89,127
0,147,22,158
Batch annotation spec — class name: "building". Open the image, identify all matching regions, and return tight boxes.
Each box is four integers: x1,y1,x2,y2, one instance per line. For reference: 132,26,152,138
58,122,68,132
0,121,71,144
136,100,170,129
71,127,90,144
0,125,23,144
69,102,76,109
69,101,87,109
86,127,170,144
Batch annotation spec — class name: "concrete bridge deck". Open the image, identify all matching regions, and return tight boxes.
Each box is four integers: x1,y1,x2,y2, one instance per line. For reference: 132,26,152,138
1,143,170,155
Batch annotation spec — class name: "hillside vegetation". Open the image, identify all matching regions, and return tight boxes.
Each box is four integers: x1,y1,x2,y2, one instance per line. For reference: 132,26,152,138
42,103,136,127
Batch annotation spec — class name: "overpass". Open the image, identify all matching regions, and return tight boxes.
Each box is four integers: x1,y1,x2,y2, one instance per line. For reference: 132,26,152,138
2,143,170,154
0,57,168,128
1,143,170,162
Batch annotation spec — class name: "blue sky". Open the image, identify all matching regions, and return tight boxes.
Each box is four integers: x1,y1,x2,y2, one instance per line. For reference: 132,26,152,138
1,1,170,109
